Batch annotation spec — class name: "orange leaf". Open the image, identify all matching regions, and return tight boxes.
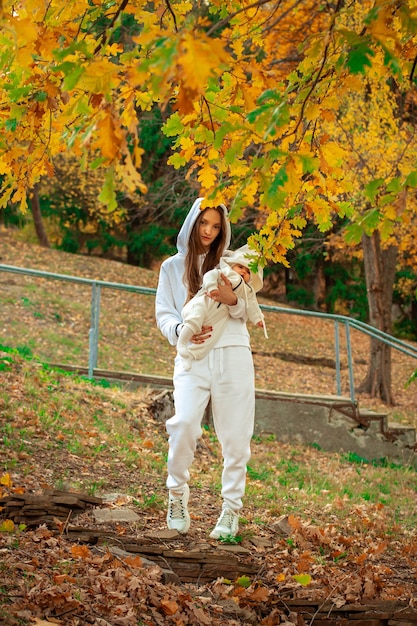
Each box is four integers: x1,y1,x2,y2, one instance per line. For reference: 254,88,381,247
54,574,76,584
288,514,302,530
124,555,143,568
355,552,368,564
160,598,179,615
71,544,91,559
248,586,269,602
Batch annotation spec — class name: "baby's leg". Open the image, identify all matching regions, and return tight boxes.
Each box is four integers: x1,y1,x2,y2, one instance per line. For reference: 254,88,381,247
177,324,195,359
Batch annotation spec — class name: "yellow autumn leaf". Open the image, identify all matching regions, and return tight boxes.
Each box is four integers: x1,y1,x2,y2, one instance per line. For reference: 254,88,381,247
231,39,244,58
0,158,10,175
198,163,217,189
78,59,119,94
179,136,196,161
92,112,123,161
1,473,12,487
229,160,249,177
242,179,259,204
0,519,15,533
208,147,220,160
16,17,38,44
178,32,230,93
383,204,397,221
368,7,400,48
304,102,321,121
320,141,347,166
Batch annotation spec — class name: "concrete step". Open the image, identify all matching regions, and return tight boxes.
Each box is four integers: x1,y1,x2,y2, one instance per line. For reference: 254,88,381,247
44,363,417,466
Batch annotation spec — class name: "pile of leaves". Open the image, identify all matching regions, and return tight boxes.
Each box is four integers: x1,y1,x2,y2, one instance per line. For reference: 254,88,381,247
1,349,417,625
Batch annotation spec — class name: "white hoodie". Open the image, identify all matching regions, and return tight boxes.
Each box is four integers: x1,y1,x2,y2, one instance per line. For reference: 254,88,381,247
155,197,250,349
177,244,267,366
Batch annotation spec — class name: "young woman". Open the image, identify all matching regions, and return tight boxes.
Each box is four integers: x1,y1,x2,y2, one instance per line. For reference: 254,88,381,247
155,197,255,539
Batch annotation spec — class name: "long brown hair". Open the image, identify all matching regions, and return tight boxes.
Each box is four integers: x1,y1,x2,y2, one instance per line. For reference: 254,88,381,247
185,207,228,300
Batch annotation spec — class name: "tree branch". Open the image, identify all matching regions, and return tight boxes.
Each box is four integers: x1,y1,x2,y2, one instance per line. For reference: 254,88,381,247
94,0,130,55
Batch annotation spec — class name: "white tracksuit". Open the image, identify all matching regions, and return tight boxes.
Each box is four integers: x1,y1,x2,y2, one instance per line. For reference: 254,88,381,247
177,245,268,368
155,198,255,512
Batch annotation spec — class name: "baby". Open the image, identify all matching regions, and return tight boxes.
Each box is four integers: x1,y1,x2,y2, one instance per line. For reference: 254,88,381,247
177,244,267,369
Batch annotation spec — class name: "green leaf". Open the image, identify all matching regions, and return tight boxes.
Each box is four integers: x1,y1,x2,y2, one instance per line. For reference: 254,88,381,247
247,103,274,124
270,165,288,193
52,40,90,61
380,218,394,241
299,153,318,174
62,66,85,91
364,178,384,202
6,86,32,101
405,170,417,188
337,201,354,218
257,89,282,105
5,119,17,132
293,574,312,586
386,178,401,193
360,208,381,233
162,112,184,137
345,222,363,244
90,157,107,169
35,91,47,102
213,122,236,150
236,575,251,588
346,42,375,74
167,153,186,169
383,47,402,77
379,193,396,208
264,189,287,211
99,170,117,211
225,142,243,165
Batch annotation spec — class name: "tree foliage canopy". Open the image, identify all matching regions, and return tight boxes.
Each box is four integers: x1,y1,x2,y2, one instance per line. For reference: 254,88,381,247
1,0,417,266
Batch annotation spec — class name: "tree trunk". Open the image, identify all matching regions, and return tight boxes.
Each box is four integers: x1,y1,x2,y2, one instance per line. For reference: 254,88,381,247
358,231,397,405
29,184,50,248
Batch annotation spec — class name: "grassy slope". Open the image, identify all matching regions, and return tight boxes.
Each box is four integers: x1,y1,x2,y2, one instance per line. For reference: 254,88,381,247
0,229,416,425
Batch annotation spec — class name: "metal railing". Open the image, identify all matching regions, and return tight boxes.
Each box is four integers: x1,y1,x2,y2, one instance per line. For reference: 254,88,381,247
1,263,417,403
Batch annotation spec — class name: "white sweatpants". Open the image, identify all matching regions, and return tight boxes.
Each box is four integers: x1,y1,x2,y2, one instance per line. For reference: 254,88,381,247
166,345,255,512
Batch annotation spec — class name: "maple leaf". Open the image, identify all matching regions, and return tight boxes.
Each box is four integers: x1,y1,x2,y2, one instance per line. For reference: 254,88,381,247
346,40,375,74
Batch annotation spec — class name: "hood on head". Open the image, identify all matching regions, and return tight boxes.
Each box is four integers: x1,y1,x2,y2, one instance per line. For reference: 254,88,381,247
176,197,231,256
222,244,263,292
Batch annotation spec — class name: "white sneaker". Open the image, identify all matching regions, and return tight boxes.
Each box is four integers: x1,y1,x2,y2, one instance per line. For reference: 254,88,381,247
166,484,191,534
209,508,239,539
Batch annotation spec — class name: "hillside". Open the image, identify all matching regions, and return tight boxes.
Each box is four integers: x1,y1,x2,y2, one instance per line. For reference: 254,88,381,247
0,228,416,426
2,229,417,624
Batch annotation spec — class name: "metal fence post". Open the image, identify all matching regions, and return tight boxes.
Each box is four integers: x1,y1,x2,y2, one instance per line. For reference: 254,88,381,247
88,282,101,378
334,320,342,396
344,320,355,403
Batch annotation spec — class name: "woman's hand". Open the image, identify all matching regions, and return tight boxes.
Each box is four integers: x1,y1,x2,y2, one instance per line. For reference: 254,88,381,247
191,325,212,344
207,274,238,306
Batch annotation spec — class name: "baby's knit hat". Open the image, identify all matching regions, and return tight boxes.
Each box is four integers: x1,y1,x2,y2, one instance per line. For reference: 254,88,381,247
222,244,263,293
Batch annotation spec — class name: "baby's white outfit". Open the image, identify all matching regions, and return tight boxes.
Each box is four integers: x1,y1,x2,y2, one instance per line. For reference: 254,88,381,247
177,245,268,369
